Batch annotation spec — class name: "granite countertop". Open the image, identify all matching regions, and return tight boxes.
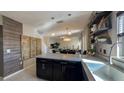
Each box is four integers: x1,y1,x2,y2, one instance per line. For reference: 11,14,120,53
36,53,82,62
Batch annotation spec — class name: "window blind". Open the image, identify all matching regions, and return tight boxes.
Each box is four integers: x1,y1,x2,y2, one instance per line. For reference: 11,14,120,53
117,13,124,37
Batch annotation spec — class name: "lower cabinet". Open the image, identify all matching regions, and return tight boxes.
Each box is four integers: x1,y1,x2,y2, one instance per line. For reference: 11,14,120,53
65,62,83,81
53,63,63,80
53,61,68,81
36,58,85,81
36,59,53,80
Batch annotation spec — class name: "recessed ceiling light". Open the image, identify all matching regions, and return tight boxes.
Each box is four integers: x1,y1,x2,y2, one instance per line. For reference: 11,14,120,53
51,33,55,36
68,32,72,35
68,14,72,16
51,17,55,20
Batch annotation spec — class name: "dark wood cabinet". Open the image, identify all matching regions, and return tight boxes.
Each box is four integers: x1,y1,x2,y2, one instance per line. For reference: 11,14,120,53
36,58,86,81
65,62,83,81
36,59,53,80
53,63,63,80
53,61,68,81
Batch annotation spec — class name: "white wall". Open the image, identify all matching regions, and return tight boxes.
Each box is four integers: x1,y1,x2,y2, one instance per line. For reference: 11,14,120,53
48,36,81,50
23,24,41,38
82,28,89,51
41,36,49,54
59,37,81,49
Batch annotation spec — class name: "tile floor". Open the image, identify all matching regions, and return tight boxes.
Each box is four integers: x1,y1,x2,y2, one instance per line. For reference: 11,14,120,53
4,62,45,81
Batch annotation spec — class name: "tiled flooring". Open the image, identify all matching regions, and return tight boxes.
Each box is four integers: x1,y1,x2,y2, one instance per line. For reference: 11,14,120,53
4,63,45,81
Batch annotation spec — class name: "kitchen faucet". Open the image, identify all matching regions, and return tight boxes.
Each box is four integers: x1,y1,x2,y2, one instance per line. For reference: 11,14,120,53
109,42,123,64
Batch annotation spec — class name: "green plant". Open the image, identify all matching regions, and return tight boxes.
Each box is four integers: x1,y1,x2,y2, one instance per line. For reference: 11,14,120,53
51,42,60,49
88,48,96,53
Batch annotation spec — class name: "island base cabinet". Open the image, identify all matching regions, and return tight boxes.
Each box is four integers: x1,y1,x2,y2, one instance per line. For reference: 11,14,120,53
53,63,63,81
36,58,85,81
36,60,53,80
65,63,83,81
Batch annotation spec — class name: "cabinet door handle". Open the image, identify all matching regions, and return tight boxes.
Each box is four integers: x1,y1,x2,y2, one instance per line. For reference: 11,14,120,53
42,64,45,69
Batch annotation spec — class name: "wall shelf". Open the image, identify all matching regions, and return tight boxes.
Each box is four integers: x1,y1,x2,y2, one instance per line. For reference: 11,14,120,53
91,27,111,36
96,39,112,44
89,11,112,27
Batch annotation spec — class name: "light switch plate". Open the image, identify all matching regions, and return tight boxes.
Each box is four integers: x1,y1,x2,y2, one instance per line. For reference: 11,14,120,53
6,49,11,54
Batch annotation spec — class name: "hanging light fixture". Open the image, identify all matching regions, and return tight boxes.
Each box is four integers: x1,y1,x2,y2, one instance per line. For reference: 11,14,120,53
66,27,72,35
63,38,71,41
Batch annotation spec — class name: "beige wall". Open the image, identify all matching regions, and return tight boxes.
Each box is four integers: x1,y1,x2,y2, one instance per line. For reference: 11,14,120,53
22,24,42,68
0,15,3,25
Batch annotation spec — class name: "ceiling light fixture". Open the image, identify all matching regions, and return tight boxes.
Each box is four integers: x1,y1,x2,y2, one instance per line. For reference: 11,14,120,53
51,33,55,36
63,38,71,42
68,31,72,35
66,27,72,35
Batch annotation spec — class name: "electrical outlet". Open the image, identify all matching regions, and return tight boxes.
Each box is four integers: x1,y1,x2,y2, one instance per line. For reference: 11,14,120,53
103,49,106,54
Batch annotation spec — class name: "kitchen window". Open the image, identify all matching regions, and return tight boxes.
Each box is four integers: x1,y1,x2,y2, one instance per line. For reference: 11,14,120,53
117,12,124,57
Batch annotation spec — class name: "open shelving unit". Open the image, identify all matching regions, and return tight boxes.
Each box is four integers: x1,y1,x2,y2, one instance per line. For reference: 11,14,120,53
89,11,112,44
90,27,109,36
89,11,112,28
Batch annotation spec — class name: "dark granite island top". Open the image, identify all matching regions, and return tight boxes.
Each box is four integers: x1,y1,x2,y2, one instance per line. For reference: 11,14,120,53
36,53,82,62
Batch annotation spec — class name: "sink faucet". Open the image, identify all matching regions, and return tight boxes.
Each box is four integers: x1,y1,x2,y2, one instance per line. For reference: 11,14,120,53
109,42,123,64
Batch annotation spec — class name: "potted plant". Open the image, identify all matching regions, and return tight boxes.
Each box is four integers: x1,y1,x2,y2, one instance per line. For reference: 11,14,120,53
88,48,96,56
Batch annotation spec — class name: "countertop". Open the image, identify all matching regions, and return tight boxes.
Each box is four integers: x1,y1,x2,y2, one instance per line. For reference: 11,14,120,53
37,53,109,81
82,55,109,81
36,53,82,62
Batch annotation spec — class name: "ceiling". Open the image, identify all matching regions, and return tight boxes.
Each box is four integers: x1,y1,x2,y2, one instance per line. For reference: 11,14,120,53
0,11,92,36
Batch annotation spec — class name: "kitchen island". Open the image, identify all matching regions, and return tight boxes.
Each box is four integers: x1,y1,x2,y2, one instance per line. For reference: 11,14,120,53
36,54,88,81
